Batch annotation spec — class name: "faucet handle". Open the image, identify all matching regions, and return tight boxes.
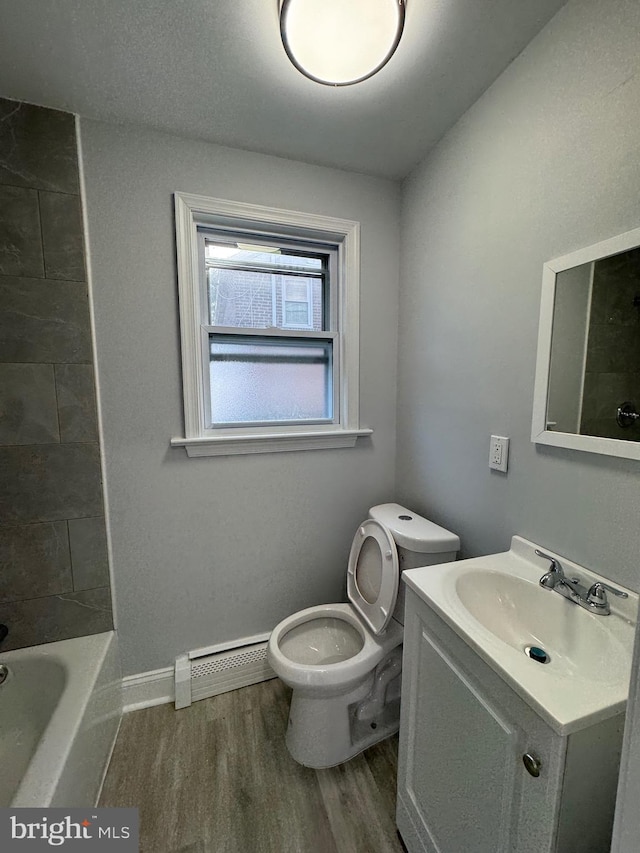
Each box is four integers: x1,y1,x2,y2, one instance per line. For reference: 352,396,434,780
586,581,628,611
534,549,563,571
535,549,564,587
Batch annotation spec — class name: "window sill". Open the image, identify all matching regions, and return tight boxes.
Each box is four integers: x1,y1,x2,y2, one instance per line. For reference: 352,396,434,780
170,428,373,457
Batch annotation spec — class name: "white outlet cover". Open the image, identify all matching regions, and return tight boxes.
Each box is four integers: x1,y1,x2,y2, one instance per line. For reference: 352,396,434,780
489,435,509,472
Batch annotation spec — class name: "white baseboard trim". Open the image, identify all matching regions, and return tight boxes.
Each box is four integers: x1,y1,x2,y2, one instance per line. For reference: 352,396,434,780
122,666,174,713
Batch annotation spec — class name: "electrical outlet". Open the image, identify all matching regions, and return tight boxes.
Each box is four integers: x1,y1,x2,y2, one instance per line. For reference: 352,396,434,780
489,435,509,472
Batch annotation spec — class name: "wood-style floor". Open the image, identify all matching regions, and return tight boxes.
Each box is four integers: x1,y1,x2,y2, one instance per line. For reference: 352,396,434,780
99,677,405,853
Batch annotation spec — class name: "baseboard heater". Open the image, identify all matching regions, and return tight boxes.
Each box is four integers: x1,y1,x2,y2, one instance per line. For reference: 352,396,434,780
174,632,276,709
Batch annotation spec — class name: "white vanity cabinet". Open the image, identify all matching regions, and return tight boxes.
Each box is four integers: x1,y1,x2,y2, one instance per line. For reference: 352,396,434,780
397,587,625,853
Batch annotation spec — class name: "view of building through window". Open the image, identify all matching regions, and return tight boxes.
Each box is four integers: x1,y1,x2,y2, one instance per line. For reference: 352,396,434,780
205,241,324,331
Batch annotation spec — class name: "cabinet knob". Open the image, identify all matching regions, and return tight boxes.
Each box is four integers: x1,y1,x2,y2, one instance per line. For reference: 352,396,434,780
522,752,542,777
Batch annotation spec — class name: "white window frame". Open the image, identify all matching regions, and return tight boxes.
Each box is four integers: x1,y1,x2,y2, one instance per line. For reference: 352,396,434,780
170,193,372,457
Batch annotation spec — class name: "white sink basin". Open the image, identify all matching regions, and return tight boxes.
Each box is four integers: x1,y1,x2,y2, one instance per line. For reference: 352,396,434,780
403,536,638,734
455,569,629,686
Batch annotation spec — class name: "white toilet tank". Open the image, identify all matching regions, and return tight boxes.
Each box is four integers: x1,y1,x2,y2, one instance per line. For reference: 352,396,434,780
368,503,460,625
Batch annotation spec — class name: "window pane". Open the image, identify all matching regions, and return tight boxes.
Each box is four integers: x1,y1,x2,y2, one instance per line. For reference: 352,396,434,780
209,336,332,424
285,301,310,326
208,268,323,330
284,280,309,302
205,242,323,272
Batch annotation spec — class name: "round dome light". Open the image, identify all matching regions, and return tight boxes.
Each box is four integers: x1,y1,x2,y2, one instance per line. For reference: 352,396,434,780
280,0,406,87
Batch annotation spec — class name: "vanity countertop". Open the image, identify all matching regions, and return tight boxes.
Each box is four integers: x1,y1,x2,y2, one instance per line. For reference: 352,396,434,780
403,535,638,735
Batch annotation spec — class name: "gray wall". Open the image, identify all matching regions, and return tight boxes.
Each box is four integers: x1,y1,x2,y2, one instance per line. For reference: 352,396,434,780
79,121,400,676
397,0,640,589
0,99,113,649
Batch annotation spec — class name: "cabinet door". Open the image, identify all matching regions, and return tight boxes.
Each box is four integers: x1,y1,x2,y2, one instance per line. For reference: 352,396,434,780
399,621,521,853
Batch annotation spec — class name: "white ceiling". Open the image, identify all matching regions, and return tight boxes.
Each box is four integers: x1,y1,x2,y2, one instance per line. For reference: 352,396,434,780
0,0,567,180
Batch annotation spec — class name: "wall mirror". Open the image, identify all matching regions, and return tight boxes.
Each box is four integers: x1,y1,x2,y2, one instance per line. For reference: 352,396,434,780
532,226,640,460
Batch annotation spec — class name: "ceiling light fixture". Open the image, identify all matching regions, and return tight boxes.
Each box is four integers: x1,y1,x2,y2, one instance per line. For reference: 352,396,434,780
280,0,406,87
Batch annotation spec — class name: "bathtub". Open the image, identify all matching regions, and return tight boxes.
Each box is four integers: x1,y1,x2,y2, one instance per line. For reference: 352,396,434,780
0,631,122,807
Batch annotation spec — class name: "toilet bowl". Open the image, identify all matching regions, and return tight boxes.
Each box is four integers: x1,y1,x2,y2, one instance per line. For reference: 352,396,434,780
269,603,403,697
267,503,460,769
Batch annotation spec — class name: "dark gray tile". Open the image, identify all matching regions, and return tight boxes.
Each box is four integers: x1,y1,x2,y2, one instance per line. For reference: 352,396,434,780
40,190,86,281
0,586,113,651
581,372,640,420
0,185,44,278
55,363,98,442
591,249,640,327
0,363,60,445
69,516,110,590
591,280,640,328
0,442,103,524
604,281,640,328
580,416,640,441
584,324,640,374
0,521,72,604
0,277,92,363
580,370,640,439
0,99,79,194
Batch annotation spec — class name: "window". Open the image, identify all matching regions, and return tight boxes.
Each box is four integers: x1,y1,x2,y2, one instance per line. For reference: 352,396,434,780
281,279,314,329
171,194,371,456
203,233,332,425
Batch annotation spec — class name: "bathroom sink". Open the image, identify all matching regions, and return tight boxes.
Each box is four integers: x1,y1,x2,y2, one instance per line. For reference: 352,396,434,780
454,569,629,685
402,536,638,734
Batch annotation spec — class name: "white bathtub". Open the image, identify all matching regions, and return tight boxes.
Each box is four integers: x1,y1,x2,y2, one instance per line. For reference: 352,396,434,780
0,631,122,807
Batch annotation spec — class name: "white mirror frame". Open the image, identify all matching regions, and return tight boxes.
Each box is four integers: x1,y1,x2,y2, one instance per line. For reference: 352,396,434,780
532,225,640,461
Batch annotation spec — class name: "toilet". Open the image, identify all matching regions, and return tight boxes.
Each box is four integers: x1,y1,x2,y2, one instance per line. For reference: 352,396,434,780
267,502,460,768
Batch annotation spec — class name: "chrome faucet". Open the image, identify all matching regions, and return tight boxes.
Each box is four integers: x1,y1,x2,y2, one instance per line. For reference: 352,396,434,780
535,550,628,616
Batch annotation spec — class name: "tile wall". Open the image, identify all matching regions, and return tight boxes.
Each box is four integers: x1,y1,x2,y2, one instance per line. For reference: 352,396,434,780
580,249,640,441
0,97,113,649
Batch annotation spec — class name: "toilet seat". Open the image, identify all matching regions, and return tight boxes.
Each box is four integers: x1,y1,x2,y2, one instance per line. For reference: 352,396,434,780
347,519,399,635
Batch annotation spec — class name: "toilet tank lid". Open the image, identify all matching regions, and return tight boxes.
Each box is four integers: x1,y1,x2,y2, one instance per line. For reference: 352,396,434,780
369,503,460,553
